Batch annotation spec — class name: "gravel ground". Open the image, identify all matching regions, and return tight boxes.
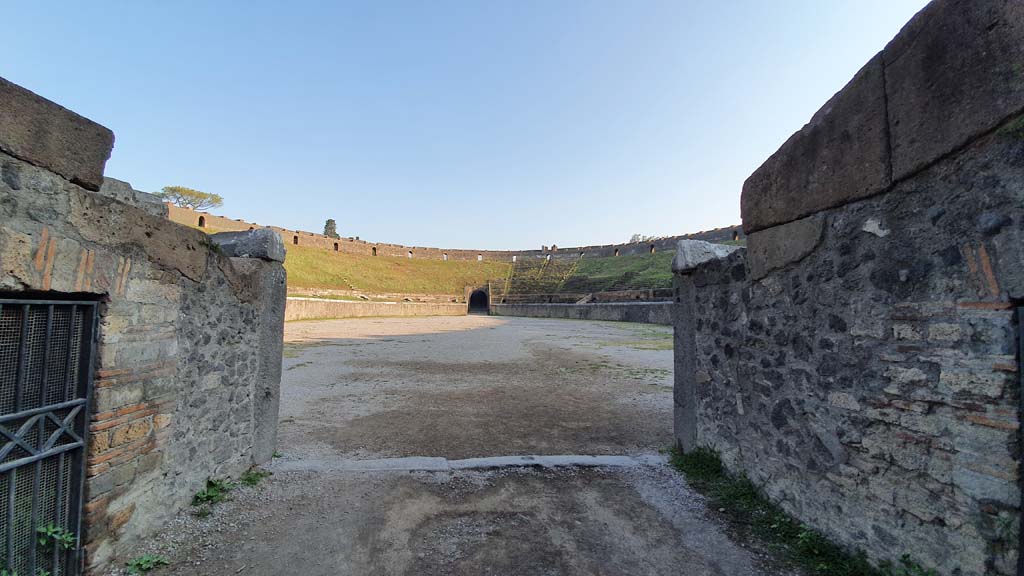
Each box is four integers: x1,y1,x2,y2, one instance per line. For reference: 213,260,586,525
105,316,785,575
277,316,675,463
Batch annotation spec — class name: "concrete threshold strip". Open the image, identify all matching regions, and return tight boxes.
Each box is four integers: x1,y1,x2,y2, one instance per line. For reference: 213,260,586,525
271,453,667,473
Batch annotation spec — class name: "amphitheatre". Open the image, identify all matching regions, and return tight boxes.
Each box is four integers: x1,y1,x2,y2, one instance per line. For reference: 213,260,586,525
165,202,744,324
0,1,1022,575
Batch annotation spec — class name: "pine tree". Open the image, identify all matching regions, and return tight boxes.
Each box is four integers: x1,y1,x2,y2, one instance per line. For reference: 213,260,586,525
323,219,340,239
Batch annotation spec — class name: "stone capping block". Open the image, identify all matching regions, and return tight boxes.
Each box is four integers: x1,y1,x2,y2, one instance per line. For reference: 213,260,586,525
741,0,1024,234
210,229,287,262
746,214,823,280
740,54,890,234
69,189,211,283
671,240,742,274
883,0,1024,180
98,178,169,218
0,76,114,191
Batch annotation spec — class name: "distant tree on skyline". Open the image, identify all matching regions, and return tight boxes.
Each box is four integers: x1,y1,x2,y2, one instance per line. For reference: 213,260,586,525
157,186,223,211
324,219,340,239
629,234,655,243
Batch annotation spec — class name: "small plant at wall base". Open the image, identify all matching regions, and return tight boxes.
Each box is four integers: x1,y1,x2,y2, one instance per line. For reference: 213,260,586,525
192,478,236,506
668,447,936,576
36,523,76,550
126,554,170,574
240,468,272,486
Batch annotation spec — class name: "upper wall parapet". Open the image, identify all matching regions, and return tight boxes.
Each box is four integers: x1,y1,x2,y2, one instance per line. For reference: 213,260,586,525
740,0,1024,234
165,203,744,262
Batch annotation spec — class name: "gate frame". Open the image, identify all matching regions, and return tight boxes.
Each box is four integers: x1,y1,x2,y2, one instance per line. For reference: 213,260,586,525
1017,305,1023,576
0,298,98,576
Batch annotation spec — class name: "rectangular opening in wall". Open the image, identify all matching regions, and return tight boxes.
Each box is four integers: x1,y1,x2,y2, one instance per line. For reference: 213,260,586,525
0,297,98,576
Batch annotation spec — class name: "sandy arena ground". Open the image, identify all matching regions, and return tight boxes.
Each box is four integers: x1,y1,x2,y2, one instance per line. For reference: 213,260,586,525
120,316,784,576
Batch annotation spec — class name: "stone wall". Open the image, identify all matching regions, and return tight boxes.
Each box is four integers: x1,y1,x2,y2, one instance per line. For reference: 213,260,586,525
285,297,466,321
497,288,675,305
167,203,743,263
0,78,286,571
673,1,1023,573
288,287,463,303
492,302,672,325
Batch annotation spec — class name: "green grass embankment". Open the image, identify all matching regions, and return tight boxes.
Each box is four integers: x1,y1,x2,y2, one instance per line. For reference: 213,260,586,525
561,251,676,292
284,244,511,294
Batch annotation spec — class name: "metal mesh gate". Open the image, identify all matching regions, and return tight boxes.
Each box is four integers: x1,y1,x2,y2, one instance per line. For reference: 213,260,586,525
0,300,96,576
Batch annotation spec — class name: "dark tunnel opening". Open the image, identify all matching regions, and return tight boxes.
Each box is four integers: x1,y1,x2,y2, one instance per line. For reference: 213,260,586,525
468,290,489,314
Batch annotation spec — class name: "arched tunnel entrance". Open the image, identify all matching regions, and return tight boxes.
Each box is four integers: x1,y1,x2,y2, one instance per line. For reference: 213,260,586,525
468,290,489,314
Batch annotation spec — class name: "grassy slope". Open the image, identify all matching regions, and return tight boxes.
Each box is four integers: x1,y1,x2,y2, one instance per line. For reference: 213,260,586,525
284,244,511,294
561,250,676,292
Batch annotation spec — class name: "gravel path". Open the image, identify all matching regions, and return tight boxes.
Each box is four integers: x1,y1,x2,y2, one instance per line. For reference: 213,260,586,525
109,316,784,575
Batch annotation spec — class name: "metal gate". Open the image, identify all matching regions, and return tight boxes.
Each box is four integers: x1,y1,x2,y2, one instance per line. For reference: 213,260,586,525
0,300,97,576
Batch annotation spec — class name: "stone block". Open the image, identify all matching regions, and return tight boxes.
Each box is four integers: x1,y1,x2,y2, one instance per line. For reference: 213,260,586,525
89,432,112,456
672,274,698,452
746,215,824,279
109,420,152,449
98,178,169,218
927,323,962,342
108,503,135,533
94,383,145,413
828,392,861,411
671,240,742,274
952,465,1020,506
883,0,1024,180
892,323,923,341
68,187,210,282
252,263,286,464
210,229,286,262
0,76,114,190
939,369,1006,398
740,55,890,233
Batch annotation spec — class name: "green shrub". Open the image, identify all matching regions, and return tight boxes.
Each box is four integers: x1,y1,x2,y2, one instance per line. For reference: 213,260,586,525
126,554,170,574
192,478,236,506
239,468,272,487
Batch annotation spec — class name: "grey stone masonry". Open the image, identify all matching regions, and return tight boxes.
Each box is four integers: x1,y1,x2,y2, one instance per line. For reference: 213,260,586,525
678,2,1024,573
678,129,1023,571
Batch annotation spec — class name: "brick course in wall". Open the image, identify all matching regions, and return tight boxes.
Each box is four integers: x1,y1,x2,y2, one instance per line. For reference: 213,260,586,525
284,297,466,321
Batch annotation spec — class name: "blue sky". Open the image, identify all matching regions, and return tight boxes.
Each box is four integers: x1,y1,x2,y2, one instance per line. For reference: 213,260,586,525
4,1,928,250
